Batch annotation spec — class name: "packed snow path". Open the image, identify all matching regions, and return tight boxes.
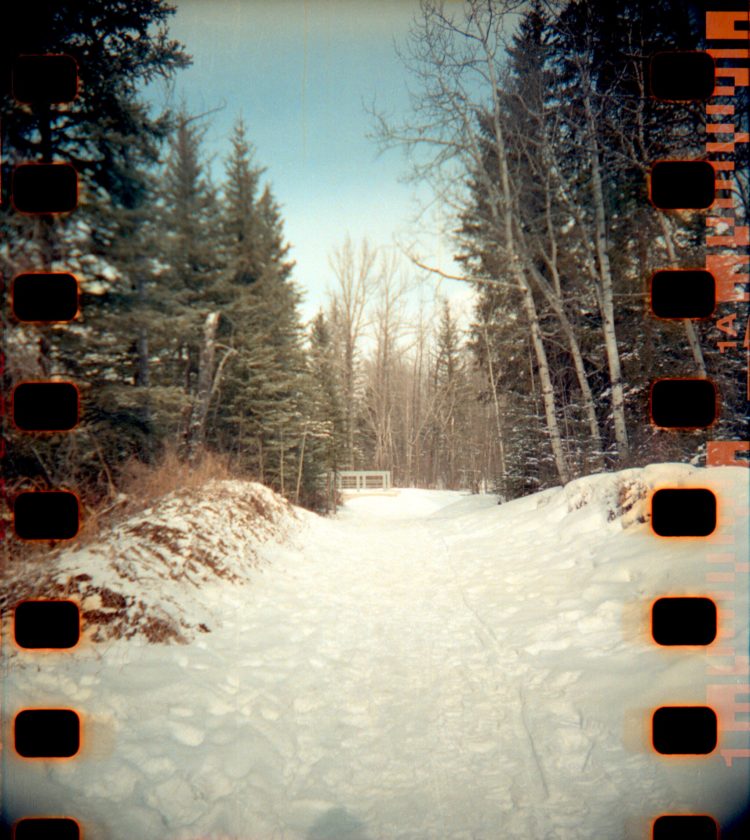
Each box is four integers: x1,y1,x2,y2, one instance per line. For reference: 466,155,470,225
3,468,749,839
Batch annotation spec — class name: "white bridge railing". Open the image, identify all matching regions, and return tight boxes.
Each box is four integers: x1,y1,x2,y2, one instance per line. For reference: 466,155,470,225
332,470,392,492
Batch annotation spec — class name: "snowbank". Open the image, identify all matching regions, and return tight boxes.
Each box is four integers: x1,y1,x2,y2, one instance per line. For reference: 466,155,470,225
2,480,297,643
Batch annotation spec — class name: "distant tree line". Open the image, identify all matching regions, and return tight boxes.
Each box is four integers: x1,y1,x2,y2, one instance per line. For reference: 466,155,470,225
308,238,500,494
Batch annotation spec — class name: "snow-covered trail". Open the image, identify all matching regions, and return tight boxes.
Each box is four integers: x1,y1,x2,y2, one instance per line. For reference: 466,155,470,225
246,489,672,840
235,492,533,839
3,470,749,839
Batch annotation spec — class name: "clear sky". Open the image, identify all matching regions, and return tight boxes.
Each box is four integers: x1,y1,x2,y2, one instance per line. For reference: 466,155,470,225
146,0,476,323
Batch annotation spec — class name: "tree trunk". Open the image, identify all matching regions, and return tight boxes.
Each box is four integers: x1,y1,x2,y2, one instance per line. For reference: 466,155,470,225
481,322,508,496
483,45,570,485
345,336,356,467
519,280,570,484
495,169,569,484
186,311,220,462
526,262,604,470
295,423,308,504
134,266,151,425
527,165,606,470
582,91,630,461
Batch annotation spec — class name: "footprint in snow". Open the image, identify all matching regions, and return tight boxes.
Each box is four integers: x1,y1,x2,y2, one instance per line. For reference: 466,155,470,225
169,706,194,718
306,806,371,840
167,720,205,747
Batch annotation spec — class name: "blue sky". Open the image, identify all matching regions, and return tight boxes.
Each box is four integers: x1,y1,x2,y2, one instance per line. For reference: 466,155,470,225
146,0,473,322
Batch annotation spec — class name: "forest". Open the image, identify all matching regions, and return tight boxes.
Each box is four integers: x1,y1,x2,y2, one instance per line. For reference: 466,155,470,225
1,0,747,526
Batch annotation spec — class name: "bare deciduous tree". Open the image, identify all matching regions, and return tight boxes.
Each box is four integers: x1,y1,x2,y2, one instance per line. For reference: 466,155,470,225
371,0,571,484
327,237,378,467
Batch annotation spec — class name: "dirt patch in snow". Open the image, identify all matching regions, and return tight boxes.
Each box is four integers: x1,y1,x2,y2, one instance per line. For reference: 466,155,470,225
1,481,298,644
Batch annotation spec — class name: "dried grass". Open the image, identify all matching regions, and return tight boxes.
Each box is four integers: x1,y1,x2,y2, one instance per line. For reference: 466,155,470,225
119,446,235,513
0,447,271,644
1,447,243,578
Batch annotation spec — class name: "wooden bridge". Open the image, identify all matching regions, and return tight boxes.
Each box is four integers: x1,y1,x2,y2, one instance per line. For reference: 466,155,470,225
331,470,397,497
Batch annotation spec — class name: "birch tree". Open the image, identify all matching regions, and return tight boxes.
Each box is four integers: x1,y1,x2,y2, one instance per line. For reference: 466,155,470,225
327,237,377,468
502,3,605,471
372,0,570,485
362,253,411,471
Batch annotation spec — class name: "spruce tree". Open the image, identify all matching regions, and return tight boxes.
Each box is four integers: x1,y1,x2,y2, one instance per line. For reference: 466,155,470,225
212,119,310,499
151,111,224,447
305,310,347,509
1,0,189,501
431,300,469,489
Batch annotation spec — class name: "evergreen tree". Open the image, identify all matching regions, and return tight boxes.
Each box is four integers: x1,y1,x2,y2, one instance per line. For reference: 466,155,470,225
2,0,188,212
468,280,553,498
211,119,310,499
305,310,347,508
1,0,189,501
430,300,469,489
150,111,224,447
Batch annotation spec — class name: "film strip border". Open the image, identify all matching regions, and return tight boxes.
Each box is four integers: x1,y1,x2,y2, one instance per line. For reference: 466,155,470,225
1,9,748,840
700,10,750,839
645,7,749,839
3,52,84,840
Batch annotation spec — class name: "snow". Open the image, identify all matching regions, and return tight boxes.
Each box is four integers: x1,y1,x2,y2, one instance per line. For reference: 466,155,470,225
1,481,297,645
2,465,749,839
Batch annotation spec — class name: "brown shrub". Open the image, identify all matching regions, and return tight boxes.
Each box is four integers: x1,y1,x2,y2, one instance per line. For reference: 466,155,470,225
119,445,236,512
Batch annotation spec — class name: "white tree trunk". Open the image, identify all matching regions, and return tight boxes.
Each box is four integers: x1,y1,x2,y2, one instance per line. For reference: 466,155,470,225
485,57,570,485
186,311,221,462
526,261,605,470
518,278,571,484
481,322,508,495
583,92,630,460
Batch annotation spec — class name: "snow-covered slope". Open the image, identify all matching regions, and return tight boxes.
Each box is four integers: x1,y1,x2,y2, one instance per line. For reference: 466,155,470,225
1,481,297,644
2,465,748,839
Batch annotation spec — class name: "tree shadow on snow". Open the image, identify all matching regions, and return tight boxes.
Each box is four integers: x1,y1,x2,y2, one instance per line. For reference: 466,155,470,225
306,807,371,840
